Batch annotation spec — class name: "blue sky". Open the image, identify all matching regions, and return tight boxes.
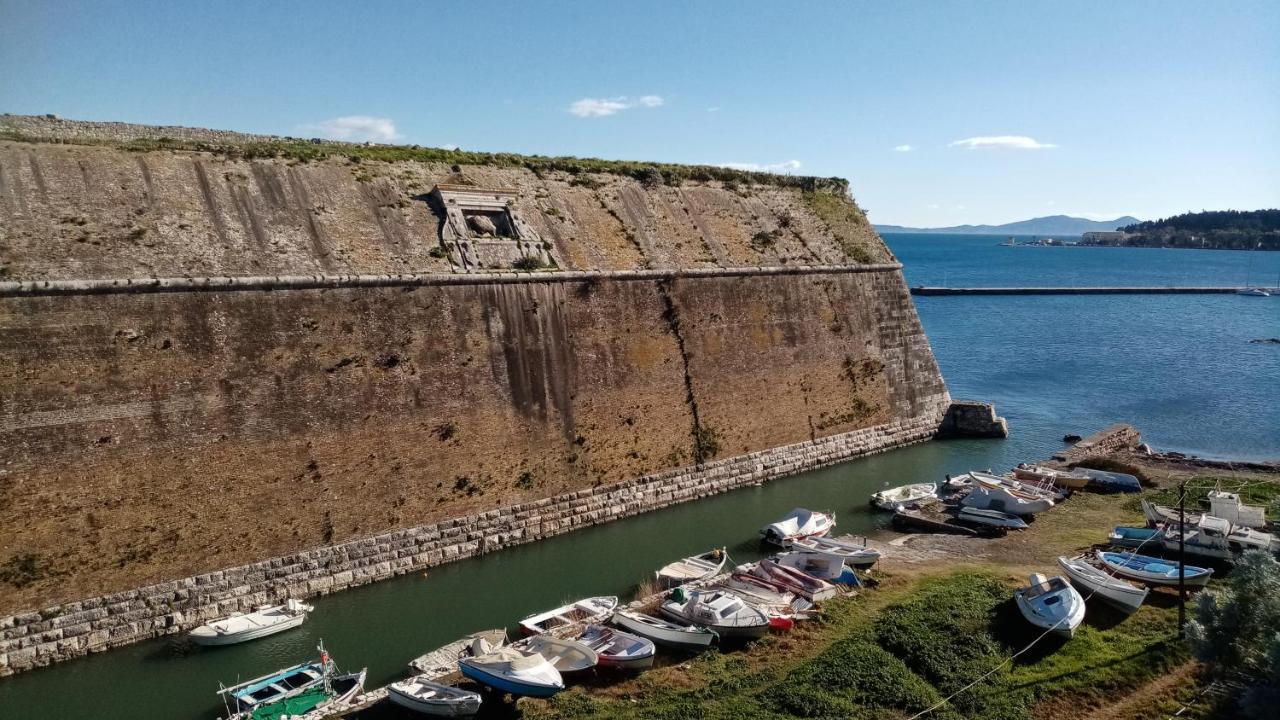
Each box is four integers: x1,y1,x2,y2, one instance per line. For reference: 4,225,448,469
2,0,1277,226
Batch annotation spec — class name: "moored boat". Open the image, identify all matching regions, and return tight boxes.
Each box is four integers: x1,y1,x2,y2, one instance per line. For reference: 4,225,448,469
655,548,727,589
773,551,859,586
956,506,1028,530
787,535,881,569
760,508,835,545
218,646,365,720
751,558,840,600
1097,551,1213,587
458,648,564,697
870,483,937,511
192,599,313,646
1014,573,1085,638
512,635,598,673
519,596,619,635
610,609,718,651
387,676,483,716
1056,554,1148,614
660,588,770,639
565,624,656,671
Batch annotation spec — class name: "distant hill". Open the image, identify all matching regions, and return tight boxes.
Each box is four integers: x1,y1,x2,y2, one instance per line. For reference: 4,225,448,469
875,215,1140,236
1084,209,1280,251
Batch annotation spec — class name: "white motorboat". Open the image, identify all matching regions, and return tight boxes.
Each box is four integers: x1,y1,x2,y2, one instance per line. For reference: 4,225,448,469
387,676,483,716
787,535,881,569
944,473,976,490
1056,555,1148,614
519,596,619,635
773,551,857,585
611,609,718,650
1237,287,1271,296
566,624,656,670
512,635,598,673
956,506,1029,530
760,508,835,545
1015,573,1085,638
962,485,1054,515
458,648,564,698
661,588,770,639
655,548,727,588
870,483,937,511
192,599,313,646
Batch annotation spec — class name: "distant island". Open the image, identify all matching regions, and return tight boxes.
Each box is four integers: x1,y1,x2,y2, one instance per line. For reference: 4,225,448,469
875,214,1139,236
1079,209,1280,251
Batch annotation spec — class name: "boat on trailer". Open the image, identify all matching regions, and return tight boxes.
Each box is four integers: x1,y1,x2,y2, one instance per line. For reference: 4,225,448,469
519,596,619,636
655,548,727,588
610,608,718,651
1014,573,1085,638
1097,551,1213,587
218,646,365,720
870,483,937,511
192,599,313,646
786,535,881,569
1057,554,1148,614
387,676,483,716
459,648,564,698
760,508,835,545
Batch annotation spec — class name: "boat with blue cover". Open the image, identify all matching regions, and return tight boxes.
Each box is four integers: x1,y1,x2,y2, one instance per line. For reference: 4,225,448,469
1097,551,1213,587
1108,525,1163,549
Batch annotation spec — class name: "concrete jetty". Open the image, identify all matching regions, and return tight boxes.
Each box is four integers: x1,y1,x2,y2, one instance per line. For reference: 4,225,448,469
911,286,1247,296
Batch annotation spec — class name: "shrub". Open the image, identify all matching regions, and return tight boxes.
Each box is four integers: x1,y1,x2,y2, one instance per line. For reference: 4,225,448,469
765,639,945,718
512,255,546,271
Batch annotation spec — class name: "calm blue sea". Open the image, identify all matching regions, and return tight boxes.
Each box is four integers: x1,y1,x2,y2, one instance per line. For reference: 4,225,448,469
885,234,1280,461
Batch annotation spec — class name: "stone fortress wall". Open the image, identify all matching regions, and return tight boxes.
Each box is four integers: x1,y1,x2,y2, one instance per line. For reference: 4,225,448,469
0,115,960,675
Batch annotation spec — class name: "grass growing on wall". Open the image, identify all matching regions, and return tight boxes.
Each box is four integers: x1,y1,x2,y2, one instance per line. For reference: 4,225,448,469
800,190,883,264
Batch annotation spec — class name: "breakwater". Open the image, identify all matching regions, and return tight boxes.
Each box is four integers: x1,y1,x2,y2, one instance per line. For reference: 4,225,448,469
911,286,1249,295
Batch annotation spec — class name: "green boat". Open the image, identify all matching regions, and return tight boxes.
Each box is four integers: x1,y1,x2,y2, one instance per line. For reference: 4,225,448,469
218,645,366,720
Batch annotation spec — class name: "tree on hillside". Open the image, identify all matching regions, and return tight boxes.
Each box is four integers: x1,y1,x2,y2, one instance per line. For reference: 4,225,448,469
1186,550,1280,717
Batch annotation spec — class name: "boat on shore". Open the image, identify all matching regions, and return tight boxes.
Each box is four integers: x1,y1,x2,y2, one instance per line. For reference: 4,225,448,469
459,648,564,698
787,535,881,569
970,470,1065,501
870,483,937,511
1013,464,1092,490
218,646,365,720
1015,573,1085,637
655,548,727,588
611,609,718,651
1109,525,1163,549
962,485,1054,515
387,677,483,716
1073,468,1141,494
751,558,840,600
519,596,619,636
1097,551,1213,587
660,588,770,639
1057,555,1148,614
564,624,656,671
892,508,979,536
956,506,1029,530
1142,499,1203,527
760,508,835,545
1161,515,1276,560
191,599,313,646
773,551,860,586
512,635,598,673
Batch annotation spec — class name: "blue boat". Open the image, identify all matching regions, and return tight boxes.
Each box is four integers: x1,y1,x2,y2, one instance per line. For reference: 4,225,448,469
1098,551,1213,587
1108,526,1162,549
459,648,564,698
1077,468,1141,494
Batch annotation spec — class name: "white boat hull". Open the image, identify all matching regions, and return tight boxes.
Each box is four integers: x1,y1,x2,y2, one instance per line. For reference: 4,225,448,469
387,680,482,716
191,609,307,646
1057,556,1148,614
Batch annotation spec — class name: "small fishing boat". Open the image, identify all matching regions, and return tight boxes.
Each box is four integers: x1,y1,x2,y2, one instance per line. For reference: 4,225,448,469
519,596,619,635
1237,287,1271,296
760,508,835,545
611,609,718,650
787,535,881,569
956,506,1029,530
944,472,976,490
660,588,770,639
512,635,598,673
1108,525,1163,549
891,508,979,536
773,551,859,586
1057,555,1148,614
564,624,656,671
751,559,840,600
870,483,937,511
1097,551,1213,587
655,548,727,588
192,599,313,646
1142,499,1203,528
961,485,1054,515
219,646,365,720
711,578,814,621
1015,574,1085,638
1013,464,1092,490
459,648,564,697
970,470,1065,501
723,571,800,602
387,676,483,716
1074,468,1141,494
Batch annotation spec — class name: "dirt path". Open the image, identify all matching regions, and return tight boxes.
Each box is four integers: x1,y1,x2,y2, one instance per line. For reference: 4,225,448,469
1078,662,1199,720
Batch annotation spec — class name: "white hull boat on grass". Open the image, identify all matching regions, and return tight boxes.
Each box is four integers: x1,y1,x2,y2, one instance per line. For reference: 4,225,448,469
387,677,483,717
458,648,564,698
760,508,835,545
956,507,1029,530
870,483,937,511
655,548,727,588
787,535,881,569
519,596,619,636
512,635,598,673
1057,555,1148,614
1097,551,1213,587
661,588,770,639
192,599,313,646
611,609,718,651
751,559,839,600
970,470,1065,501
1015,574,1085,638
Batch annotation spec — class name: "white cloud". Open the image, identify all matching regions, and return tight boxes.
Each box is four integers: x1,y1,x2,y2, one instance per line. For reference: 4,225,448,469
568,95,665,117
927,204,940,210
949,135,1057,150
300,116,401,143
893,144,914,152
718,160,803,173
706,106,721,112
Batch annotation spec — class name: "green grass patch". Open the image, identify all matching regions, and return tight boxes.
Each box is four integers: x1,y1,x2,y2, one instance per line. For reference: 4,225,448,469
1140,475,1280,512
800,189,883,264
